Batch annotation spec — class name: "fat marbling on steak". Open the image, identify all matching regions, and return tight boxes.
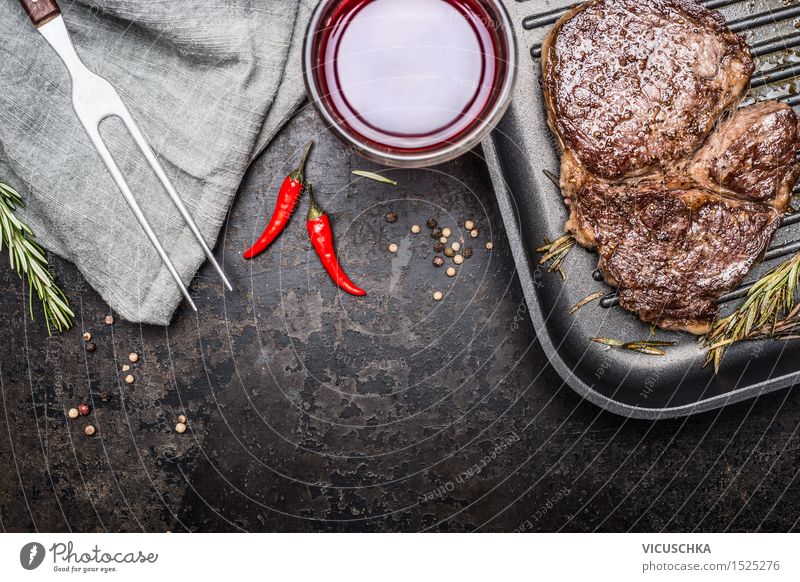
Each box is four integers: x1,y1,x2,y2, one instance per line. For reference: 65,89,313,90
542,0,800,334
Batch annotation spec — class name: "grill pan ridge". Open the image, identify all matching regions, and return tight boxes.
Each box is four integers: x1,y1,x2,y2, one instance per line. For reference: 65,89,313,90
484,0,800,418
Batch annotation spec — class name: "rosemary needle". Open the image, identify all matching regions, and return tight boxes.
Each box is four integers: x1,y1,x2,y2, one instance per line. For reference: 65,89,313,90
591,337,676,356
569,291,605,315
351,171,398,186
542,169,560,189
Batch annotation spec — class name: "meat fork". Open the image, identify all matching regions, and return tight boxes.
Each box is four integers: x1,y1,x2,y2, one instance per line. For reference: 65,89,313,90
17,0,233,311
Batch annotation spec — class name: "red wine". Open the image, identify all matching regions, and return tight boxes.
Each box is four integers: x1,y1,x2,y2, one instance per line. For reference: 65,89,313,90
311,0,508,154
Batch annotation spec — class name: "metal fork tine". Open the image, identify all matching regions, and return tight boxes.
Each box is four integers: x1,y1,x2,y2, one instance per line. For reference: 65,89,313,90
84,125,198,312
116,107,234,292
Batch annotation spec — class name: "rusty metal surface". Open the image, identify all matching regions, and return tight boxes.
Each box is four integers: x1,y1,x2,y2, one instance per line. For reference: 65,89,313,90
1,108,800,532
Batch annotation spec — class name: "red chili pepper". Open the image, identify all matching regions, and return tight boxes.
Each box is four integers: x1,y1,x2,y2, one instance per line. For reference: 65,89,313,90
243,141,314,259
306,184,366,297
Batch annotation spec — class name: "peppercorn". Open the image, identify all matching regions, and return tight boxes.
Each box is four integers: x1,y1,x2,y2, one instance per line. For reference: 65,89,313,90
486,241,494,250
104,315,114,325
444,247,455,258
439,236,448,244
389,243,398,254
431,227,442,239
463,247,473,258
100,391,112,402
441,227,452,238
385,211,398,223
433,256,444,267
85,342,96,353
128,353,139,363
78,403,91,416
451,242,461,252
465,220,475,231
82,331,92,341
427,218,438,229
68,408,79,419
125,374,135,384
175,423,187,434
470,229,479,238
454,254,464,265
433,291,443,301
178,414,188,424
411,225,421,234
433,242,445,253
122,364,130,372
84,425,96,436
447,267,457,277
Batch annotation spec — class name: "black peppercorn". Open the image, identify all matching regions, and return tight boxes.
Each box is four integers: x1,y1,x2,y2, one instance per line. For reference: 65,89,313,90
433,242,445,253
85,342,96,352
385,211,398,223
463,247,473,258
433,256,444,267
431,227,442,239
444,247,455,257
100,391,112,402
426,218,438,229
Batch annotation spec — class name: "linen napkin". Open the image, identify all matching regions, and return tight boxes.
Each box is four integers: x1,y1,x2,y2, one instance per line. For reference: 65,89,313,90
0,0,316,325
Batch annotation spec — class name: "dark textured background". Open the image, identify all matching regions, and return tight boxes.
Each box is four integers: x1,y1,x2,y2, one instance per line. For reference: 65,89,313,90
1,107,800,532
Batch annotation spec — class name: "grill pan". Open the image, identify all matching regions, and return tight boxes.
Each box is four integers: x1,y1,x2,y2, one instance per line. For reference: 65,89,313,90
484,0,800,418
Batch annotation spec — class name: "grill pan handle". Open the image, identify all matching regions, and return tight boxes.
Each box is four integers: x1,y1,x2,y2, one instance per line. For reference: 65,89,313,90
18,0,61,27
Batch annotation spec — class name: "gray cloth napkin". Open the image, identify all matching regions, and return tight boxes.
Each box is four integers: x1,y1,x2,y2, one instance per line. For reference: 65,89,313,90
0,0,316,325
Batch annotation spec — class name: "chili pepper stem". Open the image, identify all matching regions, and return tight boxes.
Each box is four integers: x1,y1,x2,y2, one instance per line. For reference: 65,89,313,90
290,141,314,182
307,184,325,221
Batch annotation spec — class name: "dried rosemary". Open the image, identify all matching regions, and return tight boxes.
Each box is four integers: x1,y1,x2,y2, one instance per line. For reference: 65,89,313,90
591,337,677,356
0,181,74,334
351,170,398,186
537,234,576,279
701,252,800,372
569,290,605,315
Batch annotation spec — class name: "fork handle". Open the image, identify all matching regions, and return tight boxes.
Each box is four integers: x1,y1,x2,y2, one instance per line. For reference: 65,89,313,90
19,0,61,27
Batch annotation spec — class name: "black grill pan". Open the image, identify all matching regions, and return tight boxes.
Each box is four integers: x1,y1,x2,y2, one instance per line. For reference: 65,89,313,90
484,0,800,418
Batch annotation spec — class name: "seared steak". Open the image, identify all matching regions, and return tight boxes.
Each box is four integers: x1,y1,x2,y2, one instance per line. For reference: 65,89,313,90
542,0,800,334
566,182,782,334
542,0,753,181
688,101,800,209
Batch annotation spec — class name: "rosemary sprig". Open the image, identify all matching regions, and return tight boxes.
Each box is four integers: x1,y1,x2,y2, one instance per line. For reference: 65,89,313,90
701,253,800,372
591,337,677,356
0,181,74,334
537,234,576,279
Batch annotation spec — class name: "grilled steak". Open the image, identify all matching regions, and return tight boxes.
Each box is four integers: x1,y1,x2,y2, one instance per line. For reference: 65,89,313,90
542,0,800,334
688,101,800,209
542,0,753,181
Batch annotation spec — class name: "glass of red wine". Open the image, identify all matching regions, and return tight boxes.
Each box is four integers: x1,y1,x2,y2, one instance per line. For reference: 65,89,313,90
303,0,517,168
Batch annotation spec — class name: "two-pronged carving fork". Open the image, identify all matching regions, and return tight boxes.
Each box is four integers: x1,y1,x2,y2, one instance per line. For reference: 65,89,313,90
17,0,233,311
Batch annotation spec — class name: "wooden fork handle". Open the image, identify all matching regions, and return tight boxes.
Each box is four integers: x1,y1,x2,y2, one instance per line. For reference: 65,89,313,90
19,0,61,27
